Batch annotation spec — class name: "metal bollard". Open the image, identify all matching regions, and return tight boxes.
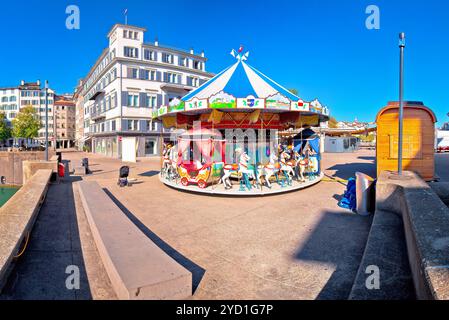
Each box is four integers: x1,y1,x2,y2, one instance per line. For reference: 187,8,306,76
355,172,375,216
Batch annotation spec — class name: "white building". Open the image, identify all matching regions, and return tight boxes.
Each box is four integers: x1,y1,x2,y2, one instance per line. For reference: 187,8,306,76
76,23,214,158
0,80,55,147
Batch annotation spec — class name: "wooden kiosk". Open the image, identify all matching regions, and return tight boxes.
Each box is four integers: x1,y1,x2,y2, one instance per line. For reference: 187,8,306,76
376,101,437,181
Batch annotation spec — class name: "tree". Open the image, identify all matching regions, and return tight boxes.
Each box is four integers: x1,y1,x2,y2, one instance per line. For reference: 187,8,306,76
0,112,12,142
289,88,299,96
328,117,339,128
12,105,41,139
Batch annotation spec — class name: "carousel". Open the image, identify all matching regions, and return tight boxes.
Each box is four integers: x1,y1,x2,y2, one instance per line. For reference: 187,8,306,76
154,48,330,195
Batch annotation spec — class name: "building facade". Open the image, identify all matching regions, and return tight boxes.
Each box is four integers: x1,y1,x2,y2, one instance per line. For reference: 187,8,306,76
0,80,55,147
54,94,76,149
77,23,214,158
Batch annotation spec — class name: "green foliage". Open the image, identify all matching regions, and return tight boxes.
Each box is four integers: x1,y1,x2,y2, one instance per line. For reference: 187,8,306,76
12,105,41,139
0,112,12,141
288,88,299,96
328,117,339,128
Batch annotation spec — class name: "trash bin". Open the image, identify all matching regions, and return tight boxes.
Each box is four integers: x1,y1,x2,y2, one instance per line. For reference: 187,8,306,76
58,163,65,178
355,172,375,216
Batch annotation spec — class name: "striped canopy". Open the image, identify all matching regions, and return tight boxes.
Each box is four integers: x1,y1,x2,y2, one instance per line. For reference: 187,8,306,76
182,59,300,102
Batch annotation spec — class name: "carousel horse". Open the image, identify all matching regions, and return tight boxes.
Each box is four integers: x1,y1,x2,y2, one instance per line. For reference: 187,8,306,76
257,153,280,188
221,164,238,190
162,144,178,180
294,151,308,182
161,144,172,178
237,150,255,191
279,150,295,185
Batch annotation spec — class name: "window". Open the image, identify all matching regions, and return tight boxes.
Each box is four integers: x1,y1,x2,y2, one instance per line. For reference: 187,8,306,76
165,72,179,84
141,69,150,80
179,56,186,67
111,92,117,108
193,60,202,70
127,120,139,131
127,93,139,107
146,95,156,108
111,120,116,131
144,50,156,61
162,53,174,64
191,77,199,87
151,121,158,131
124,47,139,58
129,68,138,79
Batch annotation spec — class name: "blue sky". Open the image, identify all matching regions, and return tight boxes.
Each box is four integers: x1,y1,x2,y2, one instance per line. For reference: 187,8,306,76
1,0,448,124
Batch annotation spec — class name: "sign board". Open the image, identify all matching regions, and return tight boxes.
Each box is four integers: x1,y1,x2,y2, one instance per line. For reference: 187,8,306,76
121,137,137,163
266,93,290,110
185,98,208,111
209,91,236,109
291,100,310,112
237,95,265,109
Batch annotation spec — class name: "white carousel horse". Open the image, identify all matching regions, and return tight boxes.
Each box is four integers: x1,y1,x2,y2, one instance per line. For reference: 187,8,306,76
279,150,296,182
257,153,279,188
162,145,178,180
294,151,308,182
221,164,237,189
237,150,257,190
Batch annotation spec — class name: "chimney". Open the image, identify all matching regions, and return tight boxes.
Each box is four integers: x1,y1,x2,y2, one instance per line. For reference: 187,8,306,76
201,50,205,57
37,80,41,86
20,80,24,86
155,37,159,46
190,48,194,55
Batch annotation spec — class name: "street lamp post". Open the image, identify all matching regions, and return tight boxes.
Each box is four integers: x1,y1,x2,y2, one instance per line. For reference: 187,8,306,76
398,32,405,175
45,80,49,161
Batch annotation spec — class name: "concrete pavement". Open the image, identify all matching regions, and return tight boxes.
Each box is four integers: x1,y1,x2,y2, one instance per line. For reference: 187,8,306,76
1,150,377,300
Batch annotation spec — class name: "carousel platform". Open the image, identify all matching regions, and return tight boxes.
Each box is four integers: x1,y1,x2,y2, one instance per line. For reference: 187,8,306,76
159,173,324,196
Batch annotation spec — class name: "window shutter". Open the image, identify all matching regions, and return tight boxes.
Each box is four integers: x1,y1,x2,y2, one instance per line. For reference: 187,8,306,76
187,77,192,86
139,120,147,132
163,95,169,106
121,91,128,107
127,68,132,78
163,73,168,82
177,75,182,84
139,93,147,107
156,71,161,82
139,69,145,80
157,94,163,107
199,79,206,85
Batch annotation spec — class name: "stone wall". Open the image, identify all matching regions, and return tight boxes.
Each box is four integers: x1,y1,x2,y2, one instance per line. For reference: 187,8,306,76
0,151,55,185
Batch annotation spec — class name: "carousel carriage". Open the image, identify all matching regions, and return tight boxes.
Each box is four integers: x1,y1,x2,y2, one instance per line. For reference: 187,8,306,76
176,129,226,189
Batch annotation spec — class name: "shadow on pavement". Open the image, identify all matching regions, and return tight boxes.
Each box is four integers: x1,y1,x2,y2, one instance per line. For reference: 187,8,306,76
293,210,373,300
326,161,376,180
139,170,160,178
103,188,206,293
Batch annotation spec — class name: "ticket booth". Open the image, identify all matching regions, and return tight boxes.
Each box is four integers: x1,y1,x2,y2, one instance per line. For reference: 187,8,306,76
376,101,437,181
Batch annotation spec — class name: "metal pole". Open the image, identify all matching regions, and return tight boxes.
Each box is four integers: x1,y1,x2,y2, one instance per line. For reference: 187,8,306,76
398,32,405,175
45,80,49,161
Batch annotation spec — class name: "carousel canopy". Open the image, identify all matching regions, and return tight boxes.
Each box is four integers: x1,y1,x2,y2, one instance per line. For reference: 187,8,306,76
153,48,330,120
182,55,300,102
